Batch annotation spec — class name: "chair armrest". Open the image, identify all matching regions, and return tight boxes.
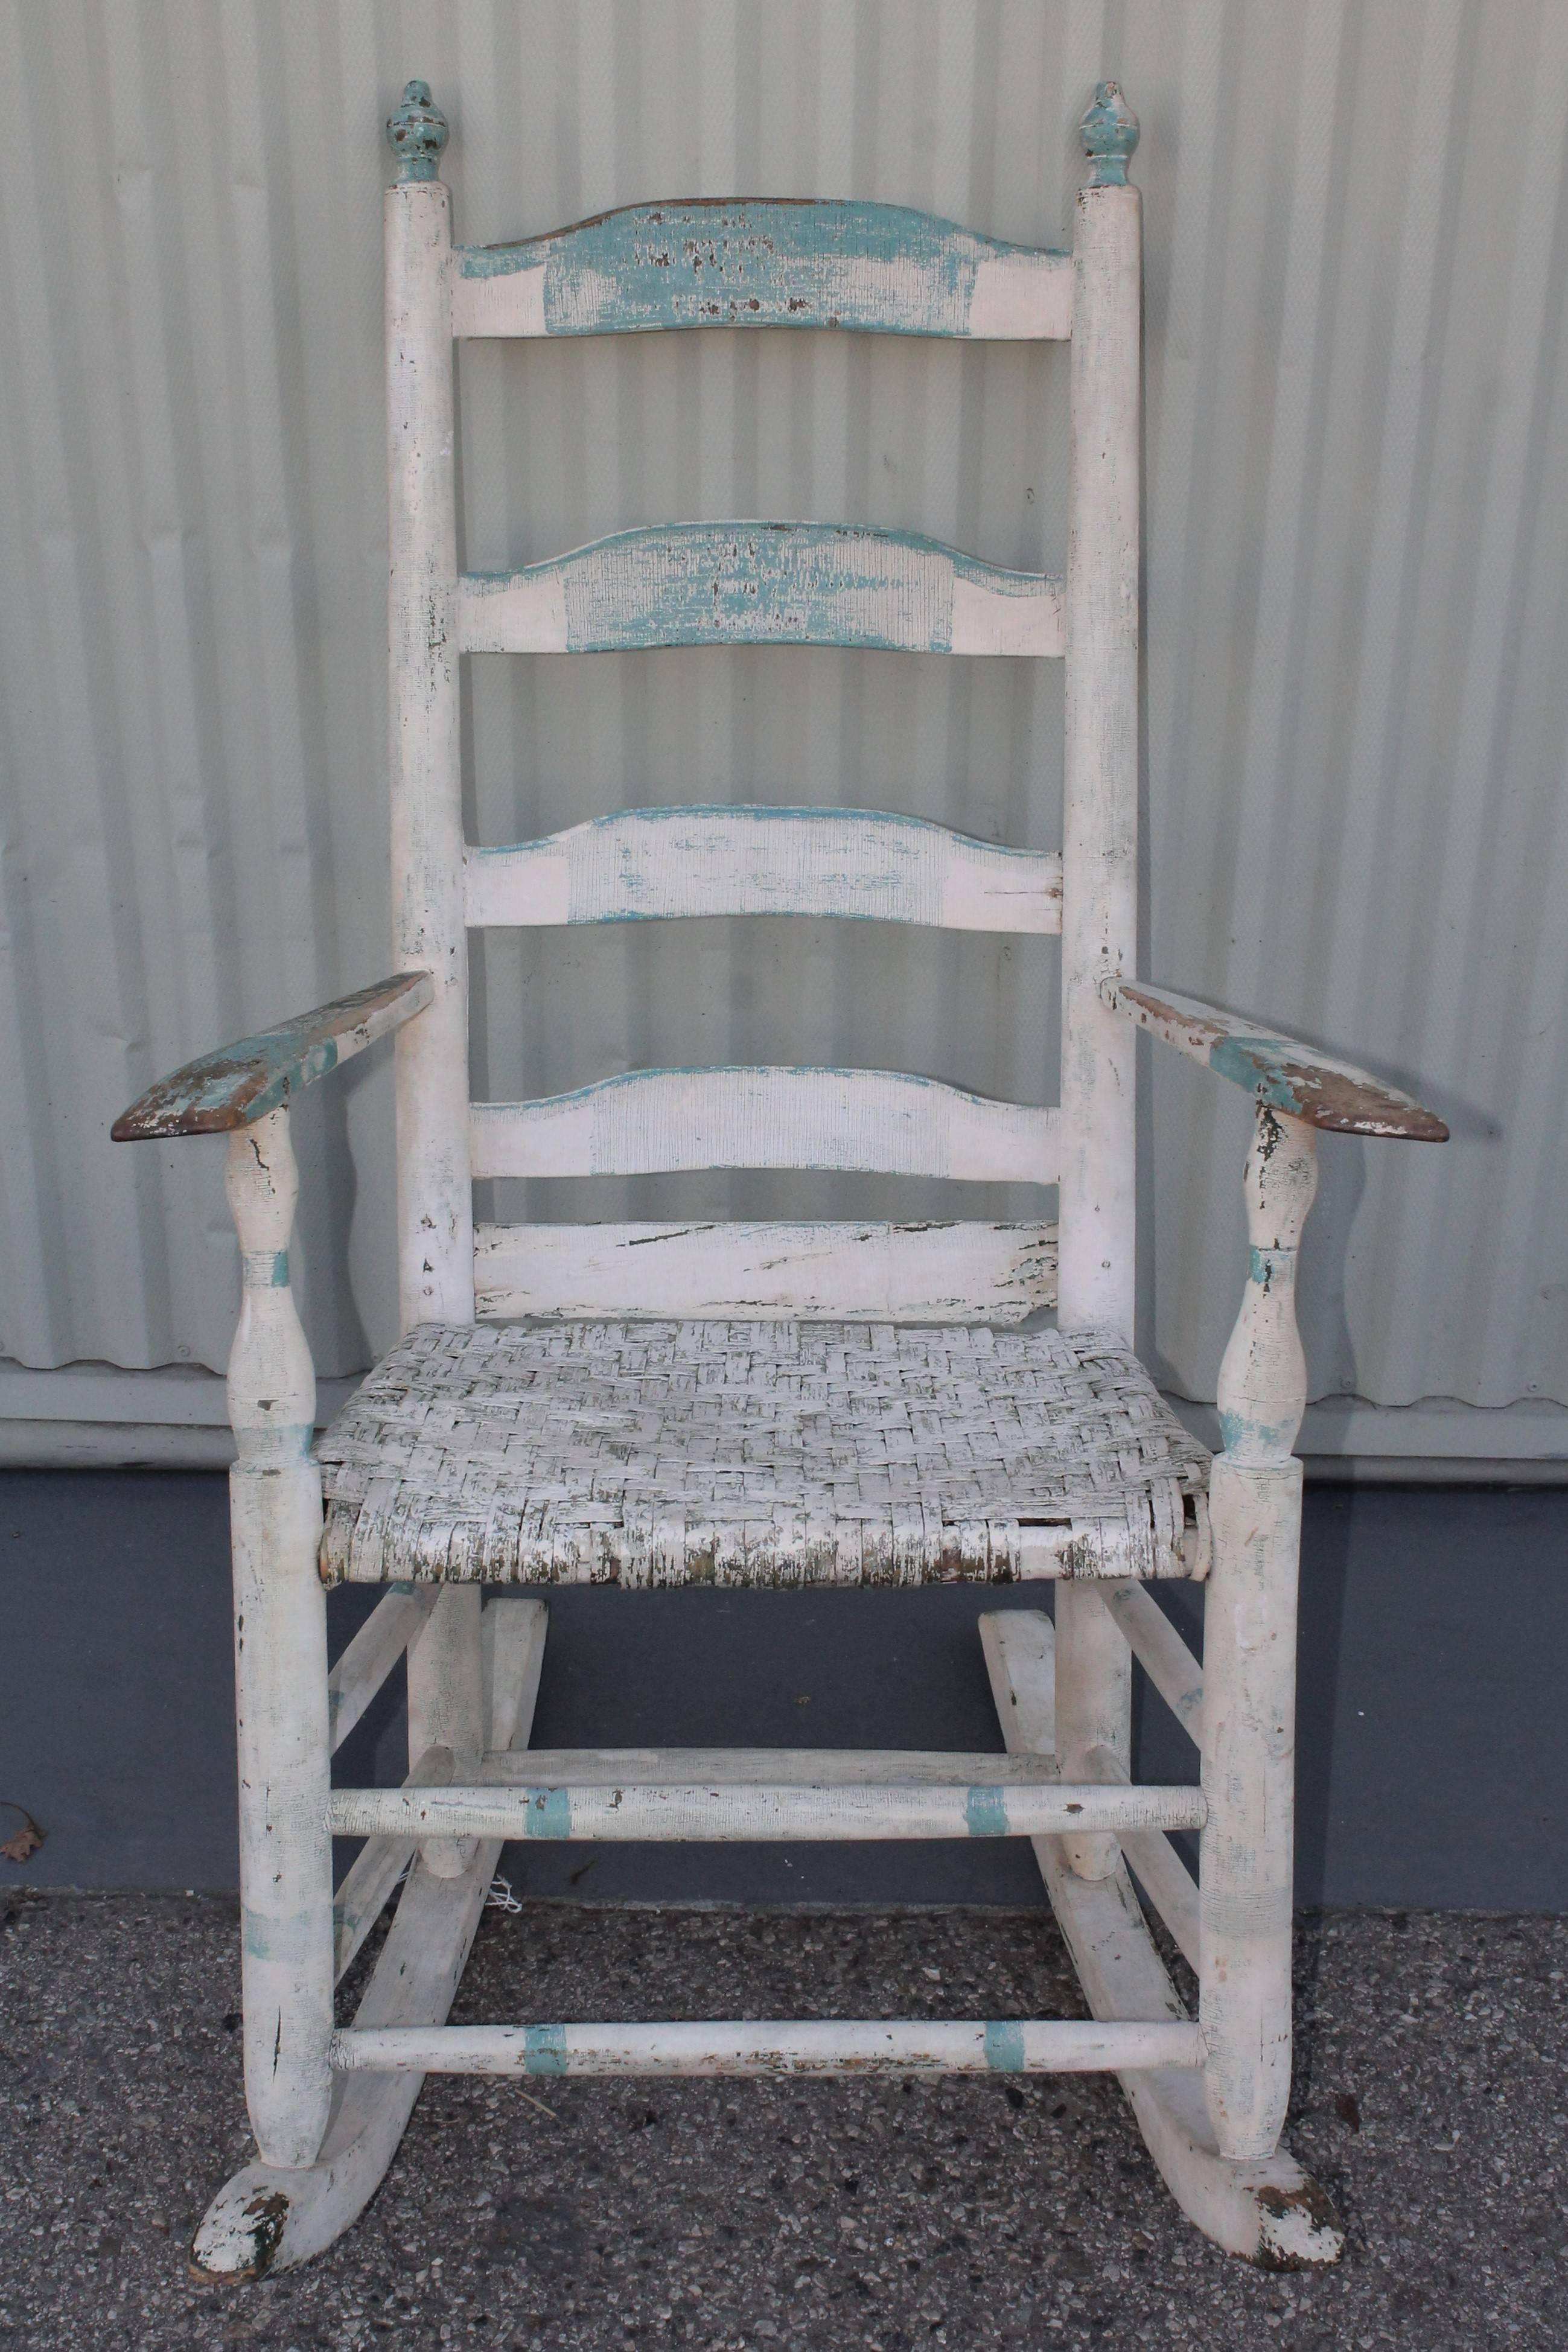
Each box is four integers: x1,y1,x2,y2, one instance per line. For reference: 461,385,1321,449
1100,977,1447,1141
111,972,433,1141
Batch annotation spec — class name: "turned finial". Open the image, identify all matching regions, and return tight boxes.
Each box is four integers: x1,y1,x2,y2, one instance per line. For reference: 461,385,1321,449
387,79,448,182
1080,81,1139,186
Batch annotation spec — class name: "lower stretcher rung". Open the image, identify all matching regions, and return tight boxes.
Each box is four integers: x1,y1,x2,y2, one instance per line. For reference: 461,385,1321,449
331,2018,1205,2079
328,1778,1205,1844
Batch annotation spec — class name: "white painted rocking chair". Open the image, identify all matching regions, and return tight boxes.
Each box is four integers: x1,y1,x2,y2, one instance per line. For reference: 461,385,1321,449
114,79,1447,2280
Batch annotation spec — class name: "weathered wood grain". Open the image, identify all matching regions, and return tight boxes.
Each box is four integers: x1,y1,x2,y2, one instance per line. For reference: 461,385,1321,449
458,524,1063,656
1103,978,1450,1139
469,1067,1060,1183
450,198,1071,341
473,1218,1057,1322
110,973,432,1140
464,805,1062,932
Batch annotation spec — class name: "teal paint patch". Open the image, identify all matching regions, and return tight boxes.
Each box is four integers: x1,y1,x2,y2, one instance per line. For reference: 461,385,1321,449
386,80,448,183
266,1249,290,1287
456,199,1065,337
523,2023,569,2076
964,1785,1010,1837
1080,84,1139,188
1208,1034,1310,1115
1217,1407,1291,1454
112,972,426,1139
523,1787,572,1839
983,2019,1027,2072
464,521,1052,654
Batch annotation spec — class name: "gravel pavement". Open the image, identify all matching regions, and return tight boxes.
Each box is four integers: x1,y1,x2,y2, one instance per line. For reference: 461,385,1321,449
1,1895,1564,2350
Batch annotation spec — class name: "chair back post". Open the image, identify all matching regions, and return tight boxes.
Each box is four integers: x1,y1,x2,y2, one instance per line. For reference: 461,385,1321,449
386,82,474,1331
1059,83,1141,1341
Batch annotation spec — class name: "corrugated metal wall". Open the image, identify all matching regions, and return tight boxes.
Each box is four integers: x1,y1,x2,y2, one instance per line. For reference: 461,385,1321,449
1,0,1564,1423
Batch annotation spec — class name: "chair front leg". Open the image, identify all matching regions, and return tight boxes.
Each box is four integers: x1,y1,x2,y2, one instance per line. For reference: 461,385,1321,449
227,1109,336,2169
1200,1103,1318,2161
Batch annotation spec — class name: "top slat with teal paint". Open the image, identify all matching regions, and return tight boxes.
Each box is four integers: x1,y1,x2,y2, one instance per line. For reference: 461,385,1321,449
451,200,1071,340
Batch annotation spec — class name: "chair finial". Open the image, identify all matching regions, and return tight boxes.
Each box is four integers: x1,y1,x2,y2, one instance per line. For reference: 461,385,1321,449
387,79,448,183
1080,81,1139,187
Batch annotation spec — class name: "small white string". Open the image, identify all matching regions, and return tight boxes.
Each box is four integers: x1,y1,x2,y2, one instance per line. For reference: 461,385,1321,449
485,1874,522,1913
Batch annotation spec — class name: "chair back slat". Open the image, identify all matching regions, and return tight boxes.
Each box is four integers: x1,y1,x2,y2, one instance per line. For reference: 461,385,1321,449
387,88,1141,1331
474,1219,1058,1322
460,524,1062,657
471,1068,1060,1185
451,199,1071,341
464,806,1061,932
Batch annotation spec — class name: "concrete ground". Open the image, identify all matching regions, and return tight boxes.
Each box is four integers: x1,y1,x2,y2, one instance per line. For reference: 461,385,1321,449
1,1895,1563,2351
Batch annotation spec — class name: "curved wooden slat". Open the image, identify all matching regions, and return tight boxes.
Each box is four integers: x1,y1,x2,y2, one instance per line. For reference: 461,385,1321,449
470,1068,1060,1184
465,805,1061,931
459,524,1063,657
473,1218,1059,1322
451,199,1071,340
1103,979,1450,1140
111,973,433,1139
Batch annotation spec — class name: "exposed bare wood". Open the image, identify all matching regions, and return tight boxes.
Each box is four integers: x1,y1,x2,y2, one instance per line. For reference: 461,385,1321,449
110,974,432,1141
1103,979,1449,1140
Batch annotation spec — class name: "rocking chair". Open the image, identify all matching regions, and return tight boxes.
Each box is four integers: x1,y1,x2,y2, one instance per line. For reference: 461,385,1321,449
113,78,1446,2278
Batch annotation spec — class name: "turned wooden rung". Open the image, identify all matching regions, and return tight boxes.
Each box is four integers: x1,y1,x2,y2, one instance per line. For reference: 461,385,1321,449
329,1774,1206,1845
331,2017,1205,2079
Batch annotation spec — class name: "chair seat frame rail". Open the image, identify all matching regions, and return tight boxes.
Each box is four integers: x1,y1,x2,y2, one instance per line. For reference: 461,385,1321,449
109,72,1448,2283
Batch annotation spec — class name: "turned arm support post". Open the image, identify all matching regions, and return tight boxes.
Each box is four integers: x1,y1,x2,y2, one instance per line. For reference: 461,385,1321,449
223,1106,336,2167
1200,1103,1318,2163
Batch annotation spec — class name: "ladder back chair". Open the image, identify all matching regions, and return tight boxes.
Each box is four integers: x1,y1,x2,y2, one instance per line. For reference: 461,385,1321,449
114,78,1447,2281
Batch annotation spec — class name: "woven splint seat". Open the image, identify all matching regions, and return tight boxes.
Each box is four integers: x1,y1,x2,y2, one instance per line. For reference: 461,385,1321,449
316,1320,1211,1587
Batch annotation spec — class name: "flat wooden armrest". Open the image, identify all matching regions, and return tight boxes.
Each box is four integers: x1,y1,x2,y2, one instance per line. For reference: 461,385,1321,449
1100,977,1448,1141
112,972,433,1140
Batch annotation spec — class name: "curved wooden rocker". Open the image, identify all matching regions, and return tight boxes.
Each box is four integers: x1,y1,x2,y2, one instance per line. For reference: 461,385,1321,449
191,1599,548,2280
980,1611,1343,2268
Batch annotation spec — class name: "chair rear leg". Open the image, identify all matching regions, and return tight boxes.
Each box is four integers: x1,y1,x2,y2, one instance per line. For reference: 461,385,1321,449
1053,1582,1130,1879
231,1460,336,2170
407,1587,483,1878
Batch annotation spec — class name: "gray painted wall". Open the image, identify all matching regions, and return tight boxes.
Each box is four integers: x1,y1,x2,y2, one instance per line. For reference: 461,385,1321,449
3,1472,1563,1911
0,2,1565,1462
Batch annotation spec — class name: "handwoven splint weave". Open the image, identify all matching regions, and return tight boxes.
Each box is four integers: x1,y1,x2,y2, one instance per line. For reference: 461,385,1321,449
317,1321,1211,1587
